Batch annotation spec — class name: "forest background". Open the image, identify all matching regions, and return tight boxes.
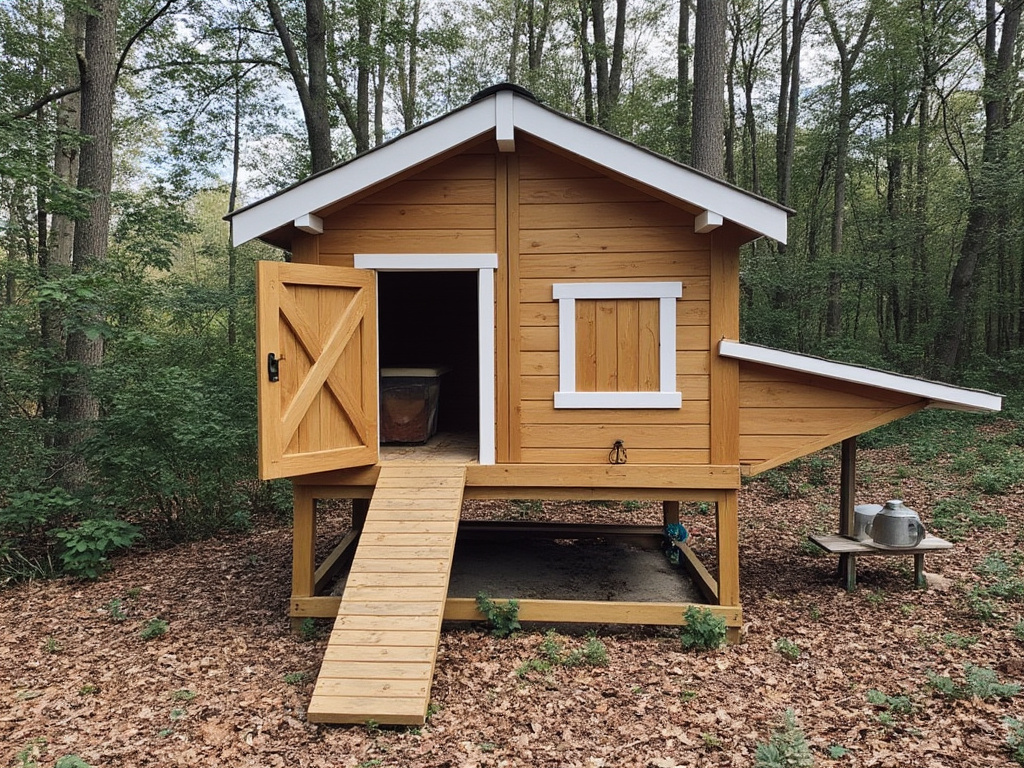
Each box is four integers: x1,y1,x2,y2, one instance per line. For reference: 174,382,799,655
0,0,1022,579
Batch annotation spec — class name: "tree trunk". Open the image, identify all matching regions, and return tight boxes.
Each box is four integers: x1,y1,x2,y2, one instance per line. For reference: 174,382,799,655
676,0,691,162
578,0,595,124
691,0,727,177
57,0,119,487
266,0,334,172
591,0,610,127
935,0,1022,373
821,0,875,339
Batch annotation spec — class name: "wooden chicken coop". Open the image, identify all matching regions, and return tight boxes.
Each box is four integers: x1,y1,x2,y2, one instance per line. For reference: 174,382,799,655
228,84,1001,726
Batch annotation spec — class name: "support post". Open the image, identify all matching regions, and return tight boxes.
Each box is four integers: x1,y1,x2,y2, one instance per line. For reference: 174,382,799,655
839,437,857,590
291,486,317,632
663,500,680,528
352,497,370,531
716,491,741,642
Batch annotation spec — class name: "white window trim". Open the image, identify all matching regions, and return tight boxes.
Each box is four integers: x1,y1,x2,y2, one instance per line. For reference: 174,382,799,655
553,281,683,410
355,253,497,465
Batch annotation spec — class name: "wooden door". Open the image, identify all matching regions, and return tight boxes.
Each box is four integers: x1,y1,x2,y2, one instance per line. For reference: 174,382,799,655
256,261,378,480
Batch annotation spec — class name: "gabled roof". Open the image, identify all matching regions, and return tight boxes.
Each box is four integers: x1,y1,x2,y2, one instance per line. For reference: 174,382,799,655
719,340,1002,413
229,84,791,248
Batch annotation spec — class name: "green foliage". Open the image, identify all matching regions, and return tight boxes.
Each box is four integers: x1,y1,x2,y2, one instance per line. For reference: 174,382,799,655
140,618,169,641
283,672,307,685
753,709,814,768
171,689,197,702
930,497,1005,542
52,518,141,579
105,598,127,622
926,664,1020,701
54,757,93,768
940,632,978,649
298,618,320,642
679,606,726,651
476,592,521,638
867,688,915,716
1006,718,1024,765
828,745,849,758
519,630,609,675
774,638,801,660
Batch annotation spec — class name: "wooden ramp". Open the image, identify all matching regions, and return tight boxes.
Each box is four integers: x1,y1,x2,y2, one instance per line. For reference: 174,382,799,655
307,465,466,725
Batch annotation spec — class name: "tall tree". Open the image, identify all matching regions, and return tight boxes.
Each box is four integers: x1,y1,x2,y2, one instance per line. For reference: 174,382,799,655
56,0,120,484
820,0,875,338
691,0,727,176
934,0,1023,372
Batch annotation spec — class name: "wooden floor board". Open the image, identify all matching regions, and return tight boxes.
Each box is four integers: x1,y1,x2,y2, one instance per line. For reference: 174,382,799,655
307,464,465,726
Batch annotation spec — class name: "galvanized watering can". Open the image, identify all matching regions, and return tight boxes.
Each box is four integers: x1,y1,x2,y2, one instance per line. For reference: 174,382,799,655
867,499,925,548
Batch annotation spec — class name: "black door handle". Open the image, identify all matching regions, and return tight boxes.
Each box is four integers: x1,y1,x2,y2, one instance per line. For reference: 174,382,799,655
267,352,280,382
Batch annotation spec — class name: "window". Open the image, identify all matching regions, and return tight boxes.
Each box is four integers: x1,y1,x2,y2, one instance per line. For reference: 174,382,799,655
552,282,682,409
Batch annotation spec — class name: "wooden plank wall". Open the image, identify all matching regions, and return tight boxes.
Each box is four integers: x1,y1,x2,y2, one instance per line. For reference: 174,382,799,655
738,362,925,471
512,140,712,465
312,147,499,268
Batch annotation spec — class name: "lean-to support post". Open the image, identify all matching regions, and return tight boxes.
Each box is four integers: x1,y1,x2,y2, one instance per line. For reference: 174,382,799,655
839,436,857,590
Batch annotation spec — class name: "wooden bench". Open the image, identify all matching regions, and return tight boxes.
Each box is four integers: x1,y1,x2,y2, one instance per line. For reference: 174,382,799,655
808,533,953,591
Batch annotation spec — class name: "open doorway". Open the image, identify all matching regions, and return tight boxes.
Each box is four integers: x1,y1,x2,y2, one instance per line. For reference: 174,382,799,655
355,253,497,465
377,271,479,444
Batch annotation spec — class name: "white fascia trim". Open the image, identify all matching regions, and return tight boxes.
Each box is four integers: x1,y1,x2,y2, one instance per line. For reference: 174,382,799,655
355,253,498,271
552,281,683,300
231,101,496,246
718,340,1003,413
513,98,788,244
495,89,515,152
555,391,682,409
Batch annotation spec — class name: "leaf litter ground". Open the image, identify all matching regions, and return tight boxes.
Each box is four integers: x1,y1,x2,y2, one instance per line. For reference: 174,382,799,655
1,441,1022,767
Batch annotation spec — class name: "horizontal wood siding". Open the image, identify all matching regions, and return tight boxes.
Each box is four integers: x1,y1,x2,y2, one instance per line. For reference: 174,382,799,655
513,141,710,465
315,150,498,265
738,362,925,471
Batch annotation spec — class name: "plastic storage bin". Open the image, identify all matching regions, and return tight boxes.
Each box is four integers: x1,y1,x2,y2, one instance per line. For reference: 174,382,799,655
380,367,449,444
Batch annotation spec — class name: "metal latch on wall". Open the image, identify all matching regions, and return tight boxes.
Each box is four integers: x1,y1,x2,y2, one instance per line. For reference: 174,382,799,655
267,352,281,382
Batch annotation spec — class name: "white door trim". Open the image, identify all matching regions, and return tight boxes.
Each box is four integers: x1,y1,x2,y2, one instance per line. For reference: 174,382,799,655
354,253,497,465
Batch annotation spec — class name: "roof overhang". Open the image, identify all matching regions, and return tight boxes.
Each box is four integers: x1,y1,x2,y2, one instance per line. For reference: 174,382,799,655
719,340,1002,413
229,88,791,248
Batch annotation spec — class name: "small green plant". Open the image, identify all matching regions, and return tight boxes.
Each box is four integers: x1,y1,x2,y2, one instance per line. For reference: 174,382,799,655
863,590,886,606
774,638,801,660
517,631,609,676
43,637,62,654
701,732,722,750
356,760,382,768
104,598,127,622
510,499,543,518
15,738,47,768
125,587,142,599
425,701,440,719
363,719,382,737
1014,622,1024,642
171,689,196,702
867,688,915,717
475,592,521,638
679,689,698,702
754,709,814,768
479,742,497,753
52,517,141,579
941,632,978,649
927,664,1021,701
1006,717,1024,765
808,604,822,621
283,672,307,685
169,707,186,721
78,684,100,696
140,618,168,641
828,744,849,758
679,606,726,651
54,757,92,768
298,617,319,641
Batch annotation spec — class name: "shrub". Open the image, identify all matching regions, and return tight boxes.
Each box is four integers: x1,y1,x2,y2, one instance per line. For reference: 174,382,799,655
679,606,726,651
754,709,814,768
476,592,521,638
53,517,141,579
140,618,169,641
1006,717,1024,765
